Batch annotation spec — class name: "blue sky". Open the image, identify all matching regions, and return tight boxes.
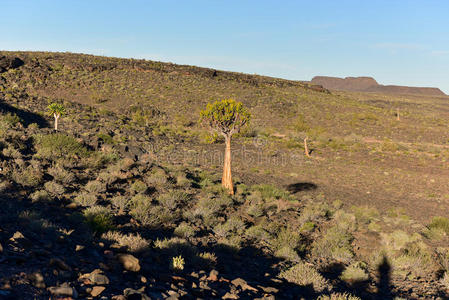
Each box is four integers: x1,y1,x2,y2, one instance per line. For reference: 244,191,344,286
1,0,448,93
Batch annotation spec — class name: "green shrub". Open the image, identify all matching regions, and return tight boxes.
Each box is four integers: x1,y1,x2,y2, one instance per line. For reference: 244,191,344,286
252,184,290,200
299,201,332,224
30,190,51,202
34,133,89,159
246,203,264,217
272,227,301,251
130,180,148,194
312,226,353,263
213,217,245,239
245,224,271,242
197,252,217,268
351,205,379,225
1,113,21,127
12,166,43,187
428,216,449,235
194,194,232,218
392,241,435,279
174,222,196,238
275,246,300,262
110,195,129,214
74,193,98,207
340,262,369,283
102,231,149,252
145,167,169,186
317,293,361,300
47,164,76,184
2,146,21,159
44,181,66,196
158,190,190,211
279,262,329,292
97,132,114,144
85,180,106,194
170,255,185,271
83,206,114,234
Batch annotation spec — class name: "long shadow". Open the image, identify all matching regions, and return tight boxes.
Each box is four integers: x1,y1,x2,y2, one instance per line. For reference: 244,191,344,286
0,101,49,128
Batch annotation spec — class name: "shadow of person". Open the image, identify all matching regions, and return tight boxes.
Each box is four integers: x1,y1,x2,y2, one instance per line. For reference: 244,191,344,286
378,255,393,299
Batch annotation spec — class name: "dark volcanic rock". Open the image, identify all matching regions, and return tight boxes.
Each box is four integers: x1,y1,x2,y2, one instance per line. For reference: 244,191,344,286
0,56,24,73
311,75,446,96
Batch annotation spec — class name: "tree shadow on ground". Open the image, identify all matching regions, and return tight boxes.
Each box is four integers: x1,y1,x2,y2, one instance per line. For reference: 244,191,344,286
0,101,49,128
286,182,318,194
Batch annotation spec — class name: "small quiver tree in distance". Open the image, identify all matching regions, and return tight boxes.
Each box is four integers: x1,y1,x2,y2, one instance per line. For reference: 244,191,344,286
200,99,250,195
47,103,65,131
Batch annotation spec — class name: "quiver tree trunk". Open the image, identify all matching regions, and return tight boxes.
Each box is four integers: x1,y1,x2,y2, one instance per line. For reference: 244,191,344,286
304,137,311,157
222,136,234,195
54,113,60,131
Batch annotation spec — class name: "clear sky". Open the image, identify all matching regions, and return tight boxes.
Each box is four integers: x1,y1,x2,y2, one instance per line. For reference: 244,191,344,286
1,0,448,93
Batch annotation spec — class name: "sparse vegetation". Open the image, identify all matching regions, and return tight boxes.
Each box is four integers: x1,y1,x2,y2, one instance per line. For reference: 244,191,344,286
0,51,448,298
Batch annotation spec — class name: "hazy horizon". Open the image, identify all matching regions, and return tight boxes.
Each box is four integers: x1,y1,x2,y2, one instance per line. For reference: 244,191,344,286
1,0,448,93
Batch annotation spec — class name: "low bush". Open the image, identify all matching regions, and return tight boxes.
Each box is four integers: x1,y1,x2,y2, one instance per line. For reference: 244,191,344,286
429,216,449,235
174,222,196,238
30,190,51,202
279,262,329,292
110,195,129,214
74,193,98,207
44,181,66,196
312,225,353,263
34,133,89,159
85,180,106,194
83,206,114,234
130,180,148,194
102,231,149,252
340,262,369,283
48,164,76,184
12,166,43,187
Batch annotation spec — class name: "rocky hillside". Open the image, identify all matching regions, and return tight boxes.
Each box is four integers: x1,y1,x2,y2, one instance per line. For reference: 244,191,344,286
1,52,449,299
311,76,447,96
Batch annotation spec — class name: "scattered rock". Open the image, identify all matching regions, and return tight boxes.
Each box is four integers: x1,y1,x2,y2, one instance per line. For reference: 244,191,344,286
89,272,110,285
208,269,219,281
0,242,3,253
257,285,279,294
90,286,106,297
48,284,78,298
222,292,239,299
231,278,258,292
123,288,151,300
167,290,180,298
75,245,85,251
9,231,32,247
29,272,46,288
117,254,140,272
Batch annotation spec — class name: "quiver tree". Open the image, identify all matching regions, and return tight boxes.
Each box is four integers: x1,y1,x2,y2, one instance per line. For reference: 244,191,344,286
47,103,65,131
200,99,250,195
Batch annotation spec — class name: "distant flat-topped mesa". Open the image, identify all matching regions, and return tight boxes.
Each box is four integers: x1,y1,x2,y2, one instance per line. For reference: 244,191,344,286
311,76,446,96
